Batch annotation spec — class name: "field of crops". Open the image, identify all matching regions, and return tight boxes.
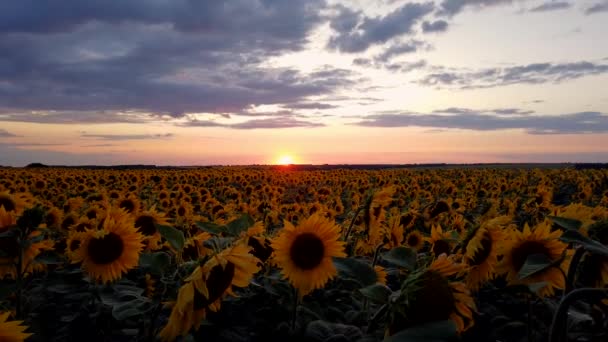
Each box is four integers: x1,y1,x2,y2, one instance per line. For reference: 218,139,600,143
1,166,608,342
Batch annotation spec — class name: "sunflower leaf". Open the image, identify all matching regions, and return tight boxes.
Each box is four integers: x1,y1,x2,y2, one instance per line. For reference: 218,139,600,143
517,253,553,280
381,247,417,271
111,298,153,321
157,224,185,251
195,221,225,235
560,230,608,257
333,257,377,287
34,251,64,265
548,216,582,231
359,284,392,304
0,282,15,300
139,252,171,275
226,214,254,236
384,320,457,342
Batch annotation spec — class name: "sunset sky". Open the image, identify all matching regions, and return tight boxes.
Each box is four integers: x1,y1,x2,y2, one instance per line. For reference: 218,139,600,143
1,0,608,166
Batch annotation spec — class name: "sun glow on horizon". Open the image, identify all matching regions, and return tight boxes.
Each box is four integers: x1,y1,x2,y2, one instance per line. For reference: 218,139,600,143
275,154,296,165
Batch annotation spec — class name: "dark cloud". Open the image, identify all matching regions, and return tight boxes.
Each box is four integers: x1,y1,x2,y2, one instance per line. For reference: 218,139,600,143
283,102,339,110
432,107,534,115
375,40,427,62
418,60,608,89
529,1,571,12
0,1,363,122
439,0,531,16
180,116,323,130
421,20,449,32
0,111,160,124
80,133,175,140
328,2,435,53
585,1,608,14
0,129,18,137
354,111,608,134
8,142,68,147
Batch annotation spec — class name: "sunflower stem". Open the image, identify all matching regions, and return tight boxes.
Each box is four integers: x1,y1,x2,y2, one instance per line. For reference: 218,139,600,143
343,205,363,244
15,235,24,319
565,246,584,294
549,288,608,342
291,286,299,332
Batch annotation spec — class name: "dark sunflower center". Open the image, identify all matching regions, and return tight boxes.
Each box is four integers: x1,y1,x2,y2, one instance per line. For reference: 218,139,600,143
75,222,92,232
45,213,58,226
511,241,551,272
289,232,325,270
248,237,273,262
406,233,420,247
61,217,75,230
69,239,81,252
182,244,199,261
429,201,449,218
135,215,157,236
193,262,236,310
406,271,456,325
432,239,451,256
0,236,19,258
400,214,414,227
468,232,493,266
119,200,135,213
177,206,186,217
0,197,16,212
87,232,124,265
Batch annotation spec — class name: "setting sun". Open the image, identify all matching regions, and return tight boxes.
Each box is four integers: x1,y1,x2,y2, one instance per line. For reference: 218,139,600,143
275,154,295,165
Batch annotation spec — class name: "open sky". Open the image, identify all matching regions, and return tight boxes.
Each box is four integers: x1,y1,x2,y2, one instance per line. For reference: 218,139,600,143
1,0,608,166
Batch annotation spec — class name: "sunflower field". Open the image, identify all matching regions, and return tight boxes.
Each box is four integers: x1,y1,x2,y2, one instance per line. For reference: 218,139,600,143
1,166,608,341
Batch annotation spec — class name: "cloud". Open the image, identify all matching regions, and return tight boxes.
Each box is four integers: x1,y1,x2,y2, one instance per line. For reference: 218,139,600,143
81,144,117,147
180,115,324,130
421,20,449,32
439,0,532,16
328,2,435,53
585,1,608,14
0,129,18,137
80,133,175,140
374,40,428,62
0,1,364,122
529,1,571,12
354,110,608,134
283,102,339,110
431,107,534,115
418,60,608,89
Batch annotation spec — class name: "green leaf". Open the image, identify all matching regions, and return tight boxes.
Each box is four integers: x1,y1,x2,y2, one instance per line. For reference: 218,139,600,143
226,214,254,236
359,284,392,304
518,253,554,280
384,320,457,342
0,282,15,300
111,298,152,320
548,216,582,231
157,224,185,251
560,230,608,257
528,281,549,294
195,221,225,235
139,252,171,275
382,247,417,271
34,251,64,265
333,257,377,287
0,228,15,238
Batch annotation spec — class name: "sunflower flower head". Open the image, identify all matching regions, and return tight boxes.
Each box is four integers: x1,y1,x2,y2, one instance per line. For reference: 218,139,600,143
271,213,346,297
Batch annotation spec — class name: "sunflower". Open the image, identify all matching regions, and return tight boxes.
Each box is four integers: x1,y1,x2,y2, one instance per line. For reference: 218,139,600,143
116,194,140,214
464,216,508,291
134,207,169,251
0,191,29,215
272,213,346,297
375,265,388,285
499,221,567,297
76,209,144,283
158,244,260,341
0,311,32,341
65,231,88,263
426,224,455,257
577,220,608,287
389,254,475,335
404,230,425,251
